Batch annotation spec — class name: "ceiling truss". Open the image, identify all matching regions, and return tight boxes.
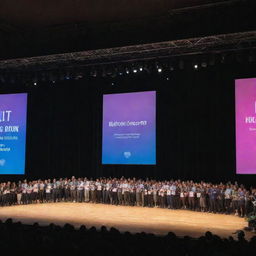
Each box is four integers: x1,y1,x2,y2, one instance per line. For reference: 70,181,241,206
0,31,256,72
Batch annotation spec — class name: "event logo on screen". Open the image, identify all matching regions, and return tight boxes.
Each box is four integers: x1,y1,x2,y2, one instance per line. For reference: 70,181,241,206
235,78,256,174
0,93,27,174
102,91,156,165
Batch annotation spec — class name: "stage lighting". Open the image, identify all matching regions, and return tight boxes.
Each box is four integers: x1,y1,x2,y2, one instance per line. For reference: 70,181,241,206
33,82,37,86
126,68,130,74
139,67,143,72
133,68,138,73
201,62,207,68
194,64,198,70
157,68,162,73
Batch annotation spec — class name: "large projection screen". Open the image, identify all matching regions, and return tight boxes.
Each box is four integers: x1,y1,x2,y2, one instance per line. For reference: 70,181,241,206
0,93,27,174
102,91,156,165
235,78,256,174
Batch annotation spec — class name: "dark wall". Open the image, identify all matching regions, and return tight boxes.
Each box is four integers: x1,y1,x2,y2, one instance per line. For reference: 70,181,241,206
0,0,230,27
0,61,256,186
1,0,256,59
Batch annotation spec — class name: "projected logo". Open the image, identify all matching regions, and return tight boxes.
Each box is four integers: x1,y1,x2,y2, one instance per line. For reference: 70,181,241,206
0,159,5,166
124,152,131,159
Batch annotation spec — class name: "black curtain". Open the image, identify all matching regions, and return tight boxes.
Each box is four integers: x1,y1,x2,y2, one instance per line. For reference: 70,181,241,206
1,61,256,187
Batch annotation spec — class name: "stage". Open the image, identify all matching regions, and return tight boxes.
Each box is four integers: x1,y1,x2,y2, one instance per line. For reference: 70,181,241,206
0,202,251,239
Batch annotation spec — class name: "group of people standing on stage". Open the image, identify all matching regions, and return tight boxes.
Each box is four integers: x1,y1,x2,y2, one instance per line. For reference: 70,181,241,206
0,176,255,218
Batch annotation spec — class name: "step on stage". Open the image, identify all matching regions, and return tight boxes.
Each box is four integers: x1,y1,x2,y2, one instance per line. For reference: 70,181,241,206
0,203,251,239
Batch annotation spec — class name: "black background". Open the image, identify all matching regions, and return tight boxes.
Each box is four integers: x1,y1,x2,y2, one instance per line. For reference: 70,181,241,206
1,61,256,187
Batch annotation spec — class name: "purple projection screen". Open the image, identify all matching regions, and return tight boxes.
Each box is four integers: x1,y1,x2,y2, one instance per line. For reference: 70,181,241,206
0,93,27,174
235,78,256,174
102,91,156,165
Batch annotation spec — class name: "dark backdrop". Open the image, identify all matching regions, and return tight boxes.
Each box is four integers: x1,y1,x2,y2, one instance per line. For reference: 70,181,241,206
1,61,256,186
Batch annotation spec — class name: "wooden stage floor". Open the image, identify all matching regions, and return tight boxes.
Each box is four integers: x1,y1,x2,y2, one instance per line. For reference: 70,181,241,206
0,202,251,239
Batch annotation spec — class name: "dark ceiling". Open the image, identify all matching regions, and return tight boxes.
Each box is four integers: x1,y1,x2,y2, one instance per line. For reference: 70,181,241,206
0,0,255,60
0,0,228,27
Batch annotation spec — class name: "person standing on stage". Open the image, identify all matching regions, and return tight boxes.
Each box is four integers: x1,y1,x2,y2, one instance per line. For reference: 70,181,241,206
129,182,135,206
224,185,232,214
238,187,246,217
208,185,218,213
39,180,45,203
135,183,141,206
90,182,97,203
141,182,146,207
232,186,239,216
152,184,158,207
55,179,61,202
64,178,70,201
32,181,39,203
45,180,52,202
111,181,118,205
52,179,57,203
159,188,166,208
170,182,177,209
122,180,128,206
26,182,33,204
95,179,102,203
251,189,256,215
3,183,10,206
70,178,77,202
105,180,111,204
117,182,123,205
77,178,84,202
84,178,90,202
147,185,153,207
16,181,22,205
166,185,171,209
188,186,195,210
21,180,28,204
10,182,16,205
199,185,207,212
217,185,225,213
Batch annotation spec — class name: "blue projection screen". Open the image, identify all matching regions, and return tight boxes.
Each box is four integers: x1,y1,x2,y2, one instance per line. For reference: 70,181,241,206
0,93,27,174
102,91,156,165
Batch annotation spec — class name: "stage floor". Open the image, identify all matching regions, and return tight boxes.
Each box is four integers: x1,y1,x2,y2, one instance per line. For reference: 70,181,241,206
0,202,251,239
